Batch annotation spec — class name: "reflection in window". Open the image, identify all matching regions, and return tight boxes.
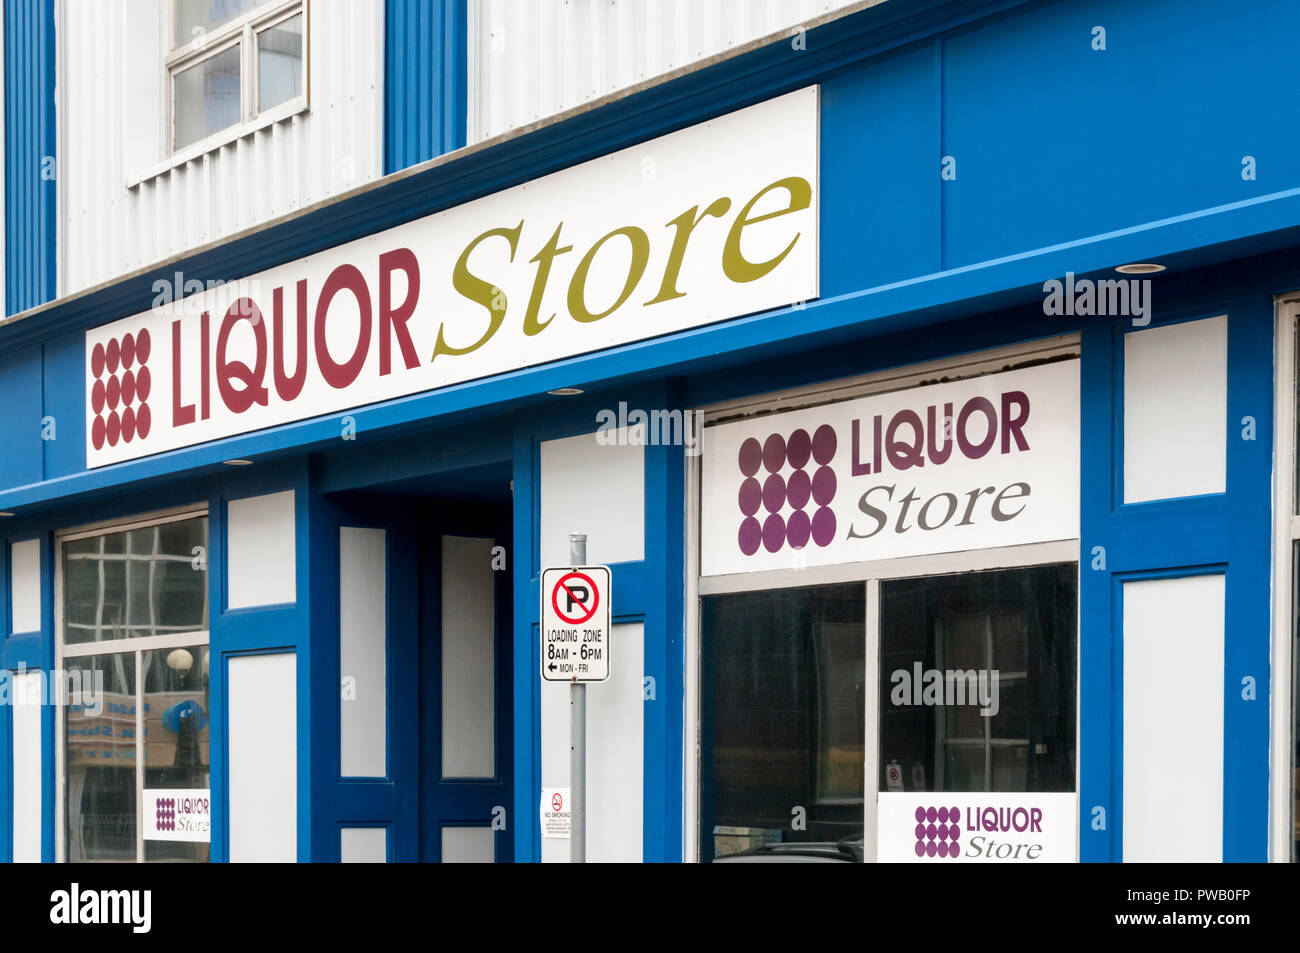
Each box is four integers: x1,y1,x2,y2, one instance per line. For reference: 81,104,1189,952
143,646,210,862
65,654,137,861
62,514,210,863
63,518,207,644
257,13,303,111
172,0,261,47
172,44,242,150
701,584,865,860
878,564,1076,795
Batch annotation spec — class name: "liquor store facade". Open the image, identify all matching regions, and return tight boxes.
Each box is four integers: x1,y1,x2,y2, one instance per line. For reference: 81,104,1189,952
1,0,1298,862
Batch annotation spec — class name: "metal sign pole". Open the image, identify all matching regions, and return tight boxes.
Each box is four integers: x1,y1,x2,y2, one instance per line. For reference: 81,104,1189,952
569,532,587,864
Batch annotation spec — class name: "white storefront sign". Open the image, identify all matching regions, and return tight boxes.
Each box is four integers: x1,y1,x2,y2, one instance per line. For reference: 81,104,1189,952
142,788,211,842
877,792,1077,862
701,360,1080,576
84,87,820,467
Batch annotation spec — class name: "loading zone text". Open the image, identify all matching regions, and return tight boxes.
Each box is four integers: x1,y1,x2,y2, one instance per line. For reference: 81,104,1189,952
545,626,605,677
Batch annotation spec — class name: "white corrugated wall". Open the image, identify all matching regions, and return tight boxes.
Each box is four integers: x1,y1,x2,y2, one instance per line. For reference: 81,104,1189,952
467,0,870,144
57,0,384,297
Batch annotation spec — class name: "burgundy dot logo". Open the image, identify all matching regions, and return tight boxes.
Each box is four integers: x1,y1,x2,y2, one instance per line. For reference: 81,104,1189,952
913,805,962,859
737,424,837,556
91,329,152,451
157,796,176,832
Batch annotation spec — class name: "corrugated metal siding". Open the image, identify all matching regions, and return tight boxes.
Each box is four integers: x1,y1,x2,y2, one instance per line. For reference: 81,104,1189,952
58,0,384,297
4,0,58,315
384,0,466,173
467,0,865,144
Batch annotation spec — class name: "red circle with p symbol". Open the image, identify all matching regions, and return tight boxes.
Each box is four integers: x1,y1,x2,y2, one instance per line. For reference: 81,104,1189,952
551,572,599,625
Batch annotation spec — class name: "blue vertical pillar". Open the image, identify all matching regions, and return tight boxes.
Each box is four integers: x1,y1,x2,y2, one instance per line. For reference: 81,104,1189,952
4,0,58,315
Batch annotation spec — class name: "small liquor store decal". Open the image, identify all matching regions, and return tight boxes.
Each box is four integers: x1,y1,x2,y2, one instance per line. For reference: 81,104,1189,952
877,792,1076,862
84,87,819,467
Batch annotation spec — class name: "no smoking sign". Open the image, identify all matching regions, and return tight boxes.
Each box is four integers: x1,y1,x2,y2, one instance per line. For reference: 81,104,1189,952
541,565,611,682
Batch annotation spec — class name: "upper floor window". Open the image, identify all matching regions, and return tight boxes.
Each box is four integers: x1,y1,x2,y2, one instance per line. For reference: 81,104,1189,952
168,0,306,152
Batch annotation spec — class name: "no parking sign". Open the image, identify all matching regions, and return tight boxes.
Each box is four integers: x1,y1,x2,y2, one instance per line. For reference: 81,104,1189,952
541,566,611,682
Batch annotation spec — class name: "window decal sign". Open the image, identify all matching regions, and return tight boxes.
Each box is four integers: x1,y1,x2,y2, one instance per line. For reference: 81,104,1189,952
700,360,1080,576
877,792,1076,862
142,788,211,842
84,86,819,467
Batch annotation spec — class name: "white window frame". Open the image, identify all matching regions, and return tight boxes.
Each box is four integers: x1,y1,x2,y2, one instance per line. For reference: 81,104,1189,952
54,504,210,864
1271,296,1299,863
683,335,1083,863
164,0,309,161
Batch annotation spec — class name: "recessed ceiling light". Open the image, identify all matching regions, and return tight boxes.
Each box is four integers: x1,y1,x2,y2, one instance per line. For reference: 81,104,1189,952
547,387,584,396
222,459,254,466
1115,262,1165,275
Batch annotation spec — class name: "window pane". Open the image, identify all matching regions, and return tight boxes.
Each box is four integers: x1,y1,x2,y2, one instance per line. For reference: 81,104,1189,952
66,653,137,861
143,645,211,862
62,517,208,645
257,13,303,112
172,0,261,48
173,45,241,150
701,583,865,860
879,564,1077,794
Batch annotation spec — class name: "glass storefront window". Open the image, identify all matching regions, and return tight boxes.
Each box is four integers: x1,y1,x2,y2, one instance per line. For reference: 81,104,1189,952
701,583,865,860
61,513,210,863
878,564,1076,794
699,562,1077,861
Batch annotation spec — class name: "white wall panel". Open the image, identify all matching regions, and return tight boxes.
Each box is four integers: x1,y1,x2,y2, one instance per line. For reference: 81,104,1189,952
468,0,868,143
1122,574,1224,862
228,651,297,861
9,538,42,634
539,431,644,567
1124,316,1228,503
539,429,646,861
227,490,297,609
12,672,43,862
441,826,495,862
58,0,384,296
540,622,644,863
341,826,388,862
339,526,388,778
441,535,496,779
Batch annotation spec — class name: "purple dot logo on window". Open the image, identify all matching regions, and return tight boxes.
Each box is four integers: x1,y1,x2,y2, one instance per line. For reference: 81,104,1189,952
737,424,837,556
156,797,176,833
913,805,962,859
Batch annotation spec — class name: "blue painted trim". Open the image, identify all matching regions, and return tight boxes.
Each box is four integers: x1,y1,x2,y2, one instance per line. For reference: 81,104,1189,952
383,0,467,173
0,669,11,862
643,409,685,862
3,0,58,316
510,421,539,862
1221,296,1274,861
1078,296,1275,861
1077,322,1113,862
